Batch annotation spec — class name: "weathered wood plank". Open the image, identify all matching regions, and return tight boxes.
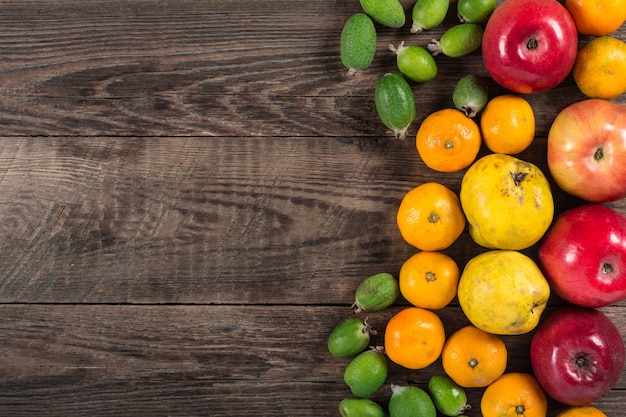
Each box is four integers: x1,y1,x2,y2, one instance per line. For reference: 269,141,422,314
0,0,622,137
0,305,622,416
0,137,414,303
0,137,618,304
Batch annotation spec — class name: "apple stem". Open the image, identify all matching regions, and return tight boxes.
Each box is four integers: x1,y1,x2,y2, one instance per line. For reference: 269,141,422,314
602,262,614,275
526,38,539,50
575,353,590,369
595,147,604,161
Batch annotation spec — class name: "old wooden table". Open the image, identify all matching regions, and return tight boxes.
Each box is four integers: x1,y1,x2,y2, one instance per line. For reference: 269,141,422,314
0,0,624,415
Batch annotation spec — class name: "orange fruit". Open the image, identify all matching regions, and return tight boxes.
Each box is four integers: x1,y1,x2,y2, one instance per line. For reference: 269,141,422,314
565,0,626,36
399,251,460,310
481,373,548,417
480,95,535,155
396,182,466,251
557,406,608,417
416,108,482,172
442,325,507,388
384,307,445,370
573,36,626,99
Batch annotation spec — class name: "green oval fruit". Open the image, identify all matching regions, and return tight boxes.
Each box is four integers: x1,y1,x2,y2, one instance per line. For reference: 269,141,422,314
457,0,496,23
411,0,450,33
328,317,372,357
339,398,385,417
452,74,488,118
389,385,436,417
360,0,406,28
353,272,400,313
375,73,416,140
389,42,438,83
428,375,470,416
344,349,388,397
427,23,483,57
340,13,377,76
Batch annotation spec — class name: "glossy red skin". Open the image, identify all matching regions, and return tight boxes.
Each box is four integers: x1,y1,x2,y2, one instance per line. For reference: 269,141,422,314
530,306,625,406
538,204,626,308
482,0,578,93
548,99,626,203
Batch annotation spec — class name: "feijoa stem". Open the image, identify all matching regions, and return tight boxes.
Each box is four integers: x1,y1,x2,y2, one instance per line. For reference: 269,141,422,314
388,41,405,55
427,39,443,56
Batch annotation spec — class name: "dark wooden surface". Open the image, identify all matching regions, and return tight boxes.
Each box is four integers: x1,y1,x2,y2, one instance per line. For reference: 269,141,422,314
0,0,624,415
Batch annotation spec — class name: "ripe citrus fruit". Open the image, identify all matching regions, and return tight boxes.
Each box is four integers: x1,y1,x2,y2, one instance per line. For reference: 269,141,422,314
565,0,626,36
416,108,482,172
399,251,460,310
556,406,608,417
573,36,626,99
481,373,548,417
384,307,445,370
442,325,507,388
480,95,535,155
396,182,465,251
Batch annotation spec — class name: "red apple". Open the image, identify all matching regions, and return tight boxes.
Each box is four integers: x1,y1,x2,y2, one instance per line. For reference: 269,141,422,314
530,306,625,406
538,204,626,308
482,0,578,94
548,99,626,203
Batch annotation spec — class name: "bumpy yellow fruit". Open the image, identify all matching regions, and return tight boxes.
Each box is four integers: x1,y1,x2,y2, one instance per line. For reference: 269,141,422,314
458,250,550,335
460,154,554,250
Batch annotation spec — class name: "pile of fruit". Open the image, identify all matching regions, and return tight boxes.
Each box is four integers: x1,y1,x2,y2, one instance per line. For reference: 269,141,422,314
332,0,626,416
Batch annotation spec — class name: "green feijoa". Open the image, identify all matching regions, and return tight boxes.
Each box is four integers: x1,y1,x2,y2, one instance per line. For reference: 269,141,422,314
457,0,496,23
452,74,488,118
375,73,416,140
344,349,388,397
427,23,484,57
389,42,438,83
341,13,377,76
328,317,373,357
411,0,450,33
389,385,436,417
360,0,406,28
339,398,385,417
428,375,470,416
352,272,400,314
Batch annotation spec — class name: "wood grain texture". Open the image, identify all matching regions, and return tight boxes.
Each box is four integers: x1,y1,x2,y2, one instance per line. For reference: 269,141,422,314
0,0,624,415
0,0,610,137
0,304,622,416
0,137,611,304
